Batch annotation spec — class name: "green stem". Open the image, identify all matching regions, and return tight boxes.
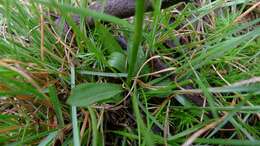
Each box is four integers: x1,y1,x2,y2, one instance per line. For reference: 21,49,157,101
70,64,81,146
127,0,145,84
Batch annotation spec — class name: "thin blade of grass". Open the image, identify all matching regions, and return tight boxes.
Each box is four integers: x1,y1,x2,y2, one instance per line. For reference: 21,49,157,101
48,86,64,128
70,64,80,146
88,107,99,146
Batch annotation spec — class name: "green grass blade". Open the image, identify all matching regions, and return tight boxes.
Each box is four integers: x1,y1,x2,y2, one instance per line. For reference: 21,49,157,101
80,71,127,78
127,0,146,83
48,86,65,128
88,107,99,146
70,65,80,146
38,131,58,146
132,90,155,146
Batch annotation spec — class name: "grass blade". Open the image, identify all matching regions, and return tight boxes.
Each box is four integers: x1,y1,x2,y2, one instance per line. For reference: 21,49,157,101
127,0,146,83
48,86,64,128
70,64,80,146
38,131,58,146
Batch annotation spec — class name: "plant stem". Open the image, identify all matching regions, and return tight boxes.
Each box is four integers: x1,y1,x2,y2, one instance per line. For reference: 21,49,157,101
71,64,80,146
127,0,145,84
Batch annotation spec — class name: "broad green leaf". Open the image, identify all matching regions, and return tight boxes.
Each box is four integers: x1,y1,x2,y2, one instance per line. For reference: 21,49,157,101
108,52,127,72
67,83,123,107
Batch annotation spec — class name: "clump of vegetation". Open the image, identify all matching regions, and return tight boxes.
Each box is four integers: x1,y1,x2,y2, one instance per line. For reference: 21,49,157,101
0,0,260,145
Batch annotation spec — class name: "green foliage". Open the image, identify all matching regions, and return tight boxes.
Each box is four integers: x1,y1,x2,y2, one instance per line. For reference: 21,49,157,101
0,0,260,145
48,86,65,127
108,52,127,72
67,83,123,107
127,0,146,82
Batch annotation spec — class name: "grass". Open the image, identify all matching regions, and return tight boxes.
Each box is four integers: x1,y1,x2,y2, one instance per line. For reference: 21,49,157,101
0,0,260,145
70,64,80,146
127,0,145,83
